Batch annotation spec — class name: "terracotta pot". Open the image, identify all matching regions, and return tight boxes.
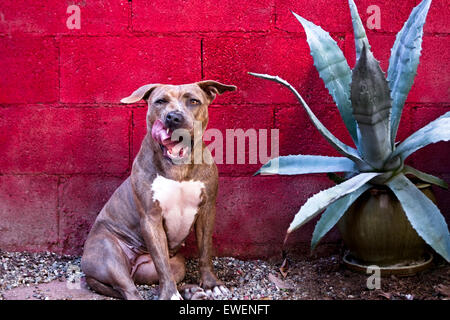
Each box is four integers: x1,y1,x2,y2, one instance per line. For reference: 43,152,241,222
337,184,435,266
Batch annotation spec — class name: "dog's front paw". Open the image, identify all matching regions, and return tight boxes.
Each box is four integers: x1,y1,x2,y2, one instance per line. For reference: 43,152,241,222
199,270,230,299
180,285,211,300
180,284,229,300
205,285,230,299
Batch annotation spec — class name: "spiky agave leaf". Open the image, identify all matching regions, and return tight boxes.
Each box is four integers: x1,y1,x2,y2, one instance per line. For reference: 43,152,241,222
311,183,371,251
386,173,450,262
287,172,381,234
389,111,450,161
351,44,393,169
255,155,357,176
248,72,370,170
291,12,358,146
348,0,371,62
403,165,448,189
388,0,432,146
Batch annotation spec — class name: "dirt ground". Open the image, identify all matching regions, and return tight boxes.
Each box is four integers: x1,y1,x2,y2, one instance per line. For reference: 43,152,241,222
271,249,450,300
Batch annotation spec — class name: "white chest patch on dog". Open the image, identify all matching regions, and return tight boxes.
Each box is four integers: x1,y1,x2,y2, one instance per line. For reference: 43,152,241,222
151,175,205,249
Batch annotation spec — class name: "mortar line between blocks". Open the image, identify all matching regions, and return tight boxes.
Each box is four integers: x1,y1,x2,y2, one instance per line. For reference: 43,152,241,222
56,176,61,247
128,0,133,32
272,105,278,129
200,38,204,80
270,0,277,32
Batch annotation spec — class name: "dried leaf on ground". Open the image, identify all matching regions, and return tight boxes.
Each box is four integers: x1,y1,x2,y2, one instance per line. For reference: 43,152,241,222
268,273,292,290
377,291,392,300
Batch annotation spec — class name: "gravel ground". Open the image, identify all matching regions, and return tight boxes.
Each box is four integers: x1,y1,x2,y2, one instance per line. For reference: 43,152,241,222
0,249,449,300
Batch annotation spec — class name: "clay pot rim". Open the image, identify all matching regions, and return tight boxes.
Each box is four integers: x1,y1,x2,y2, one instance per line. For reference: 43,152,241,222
343,251,434,276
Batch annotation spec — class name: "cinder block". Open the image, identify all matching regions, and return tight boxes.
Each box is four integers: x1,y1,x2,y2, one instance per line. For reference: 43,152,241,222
203,35,345,105
423,0,450,33
0,0,129,35
132,0,274,32
58,175,125,255
132,107,148,160
275,0,351,33
0,107,131,174
407,36,450,104
0,175,58,250
213,175,335,257
60,36,201,103
0,36,58,103
275,104,355,158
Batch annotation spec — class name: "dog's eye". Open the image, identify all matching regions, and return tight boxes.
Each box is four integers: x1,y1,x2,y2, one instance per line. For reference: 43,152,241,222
190,99,201,105
155,99,168,104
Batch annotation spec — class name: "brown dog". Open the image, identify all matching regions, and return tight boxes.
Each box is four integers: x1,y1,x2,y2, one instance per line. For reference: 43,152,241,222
81,81,236,300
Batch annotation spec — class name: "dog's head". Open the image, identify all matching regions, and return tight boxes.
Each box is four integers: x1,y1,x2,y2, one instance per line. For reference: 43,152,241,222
121,81,236,162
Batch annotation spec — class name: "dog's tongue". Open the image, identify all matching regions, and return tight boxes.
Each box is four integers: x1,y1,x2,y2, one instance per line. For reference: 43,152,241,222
151,119,186,159
151,119,171,144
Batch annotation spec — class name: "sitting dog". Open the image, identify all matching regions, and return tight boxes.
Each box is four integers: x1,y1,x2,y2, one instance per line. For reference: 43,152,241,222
81,81,236,300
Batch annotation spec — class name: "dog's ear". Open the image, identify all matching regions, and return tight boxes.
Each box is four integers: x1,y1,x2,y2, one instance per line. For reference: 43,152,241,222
197,80,236,100
120,84,160,104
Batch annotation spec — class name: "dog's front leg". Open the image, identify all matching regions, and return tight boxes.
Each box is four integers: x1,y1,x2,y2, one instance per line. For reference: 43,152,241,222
140,212,182,300
195,200,229,298
131,166,182,300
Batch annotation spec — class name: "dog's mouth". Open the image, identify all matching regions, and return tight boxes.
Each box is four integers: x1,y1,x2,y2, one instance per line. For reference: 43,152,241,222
151,119,191,162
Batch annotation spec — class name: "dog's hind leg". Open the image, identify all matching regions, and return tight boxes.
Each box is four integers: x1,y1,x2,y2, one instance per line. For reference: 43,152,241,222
133,252,186,285
81,233,142,300
85,276,123,299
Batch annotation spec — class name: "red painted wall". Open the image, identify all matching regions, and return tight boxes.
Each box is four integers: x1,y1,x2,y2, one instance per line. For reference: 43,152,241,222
0,0,449,258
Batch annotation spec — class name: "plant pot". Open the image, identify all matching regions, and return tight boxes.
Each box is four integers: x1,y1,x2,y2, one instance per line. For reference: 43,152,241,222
337,183,435,267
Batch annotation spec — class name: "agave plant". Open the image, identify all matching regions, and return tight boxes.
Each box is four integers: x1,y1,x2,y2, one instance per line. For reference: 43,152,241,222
249,0,450,261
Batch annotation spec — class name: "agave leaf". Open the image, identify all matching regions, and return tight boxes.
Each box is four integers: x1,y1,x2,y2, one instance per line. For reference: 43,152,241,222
292,11,358,146
249,72,370,170
403,165,448,189
388,0,432,146
256,155,357,176
386,173,450,262
348,0,371,62
311,183,371,251
351,44,392,169
390,111,450,161
287,172,381,234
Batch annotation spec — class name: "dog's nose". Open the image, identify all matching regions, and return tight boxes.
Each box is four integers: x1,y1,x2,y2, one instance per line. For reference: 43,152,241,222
165,111,184,129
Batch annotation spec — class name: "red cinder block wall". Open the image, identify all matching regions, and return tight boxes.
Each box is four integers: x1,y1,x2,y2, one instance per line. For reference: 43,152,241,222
0,0,449,258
